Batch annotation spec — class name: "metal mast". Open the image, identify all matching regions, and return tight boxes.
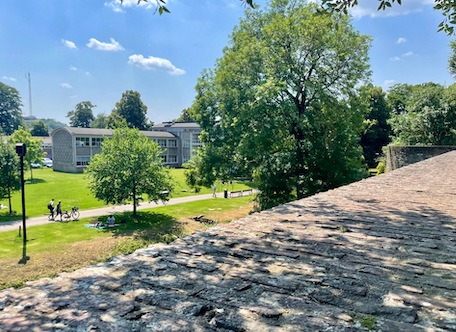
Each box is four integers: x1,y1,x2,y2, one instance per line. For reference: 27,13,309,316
26,72,32,116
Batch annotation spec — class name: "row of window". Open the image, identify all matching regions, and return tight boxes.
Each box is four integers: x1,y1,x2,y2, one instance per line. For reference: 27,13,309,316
160,155,178,163
77,155,181,166
154,139,177,148
75,137,179,148
76,137,104,147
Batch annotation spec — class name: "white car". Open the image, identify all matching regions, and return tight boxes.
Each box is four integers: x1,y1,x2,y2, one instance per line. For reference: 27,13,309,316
42,158,53,168
31,162,42,168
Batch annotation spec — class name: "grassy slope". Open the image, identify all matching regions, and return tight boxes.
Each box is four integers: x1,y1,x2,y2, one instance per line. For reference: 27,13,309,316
0,168,255,222
0,196,253,289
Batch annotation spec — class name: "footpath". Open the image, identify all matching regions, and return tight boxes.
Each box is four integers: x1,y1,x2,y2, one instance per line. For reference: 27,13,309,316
0,190,256,233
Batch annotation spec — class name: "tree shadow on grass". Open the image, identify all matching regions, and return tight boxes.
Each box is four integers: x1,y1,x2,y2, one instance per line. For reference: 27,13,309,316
25,178,46,185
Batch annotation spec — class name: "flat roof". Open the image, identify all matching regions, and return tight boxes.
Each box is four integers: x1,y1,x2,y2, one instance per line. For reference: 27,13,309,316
153,122,201,129
57,127,176,138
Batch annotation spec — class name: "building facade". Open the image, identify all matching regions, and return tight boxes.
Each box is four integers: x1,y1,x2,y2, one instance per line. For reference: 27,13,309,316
152,122,202,165
52,127,180,173
51,123,202,173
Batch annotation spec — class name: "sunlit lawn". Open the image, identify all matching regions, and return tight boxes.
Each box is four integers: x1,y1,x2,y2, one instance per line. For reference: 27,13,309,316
0,196,253,289
0,167,255,222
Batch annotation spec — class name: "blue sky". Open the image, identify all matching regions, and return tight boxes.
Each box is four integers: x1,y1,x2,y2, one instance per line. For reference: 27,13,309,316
0,0,453,125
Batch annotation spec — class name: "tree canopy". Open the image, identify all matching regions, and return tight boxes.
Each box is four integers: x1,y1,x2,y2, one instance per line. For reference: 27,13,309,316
354,85,392,166
0,82,24,135
9,127,46,180
91,113,108,129
85,124,174,216
172,108,195,122
67,101,96,128
30,120,49,136
388,82,456,145
109,90,152,130
187,0,371,209
0,140,20,214
132,0,456,34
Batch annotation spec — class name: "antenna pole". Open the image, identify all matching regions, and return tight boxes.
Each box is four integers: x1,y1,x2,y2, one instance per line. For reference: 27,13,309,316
26,72,32,116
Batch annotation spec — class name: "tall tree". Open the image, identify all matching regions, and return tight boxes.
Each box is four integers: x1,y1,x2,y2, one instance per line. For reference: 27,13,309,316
9,127,46,180
188,0,371,209
358,85,392,166
85,124,173,216
0,82,24,135
172,108,195,122
110,90,152,130
67,101,96,128
0,140,20,214
30,120,49,136
92,112,108,129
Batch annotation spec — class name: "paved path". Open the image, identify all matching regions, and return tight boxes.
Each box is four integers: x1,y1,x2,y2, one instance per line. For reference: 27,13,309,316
0,190,256,233
2,154,456,331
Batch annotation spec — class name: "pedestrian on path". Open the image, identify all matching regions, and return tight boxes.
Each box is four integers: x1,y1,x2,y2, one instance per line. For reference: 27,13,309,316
48,199,55,220
55,200,62,221
212,184,217,198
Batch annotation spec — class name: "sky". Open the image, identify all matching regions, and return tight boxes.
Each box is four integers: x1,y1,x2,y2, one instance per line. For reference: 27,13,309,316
0,0,453,125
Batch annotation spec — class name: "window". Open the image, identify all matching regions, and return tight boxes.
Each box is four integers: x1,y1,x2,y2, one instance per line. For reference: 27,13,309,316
184,140,190,148
161,155,167,163
157,139,167,147
91,137,103,147
183,155,190,163
168,155,177,163
192,133,202,145
76,156,91,166
169,139,177,147
76,137,90,147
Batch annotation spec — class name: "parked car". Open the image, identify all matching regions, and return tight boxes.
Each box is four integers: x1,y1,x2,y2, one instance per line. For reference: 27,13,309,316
42,158,53,168
31,162,42,168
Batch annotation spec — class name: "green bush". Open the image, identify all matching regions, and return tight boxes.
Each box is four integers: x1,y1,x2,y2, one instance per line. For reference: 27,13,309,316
376,161,386,175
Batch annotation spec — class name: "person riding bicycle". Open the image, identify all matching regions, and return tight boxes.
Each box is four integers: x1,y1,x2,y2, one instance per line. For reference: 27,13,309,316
55,200,62,221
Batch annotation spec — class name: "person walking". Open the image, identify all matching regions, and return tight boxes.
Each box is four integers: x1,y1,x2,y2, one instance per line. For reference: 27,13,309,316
48,199,55,220
212,184,217,198
55,200,62,221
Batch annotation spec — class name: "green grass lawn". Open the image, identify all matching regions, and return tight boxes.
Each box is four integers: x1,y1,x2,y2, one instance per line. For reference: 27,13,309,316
0,168,255,223
0,196,253,289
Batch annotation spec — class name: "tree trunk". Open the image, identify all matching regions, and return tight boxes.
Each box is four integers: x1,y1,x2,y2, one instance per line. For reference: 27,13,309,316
133,185,137,217
293,102,307,200
30,167,33,181
8,190,12,214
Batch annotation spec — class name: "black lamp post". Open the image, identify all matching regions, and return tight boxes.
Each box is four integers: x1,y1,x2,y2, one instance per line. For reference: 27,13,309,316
15,143,27,243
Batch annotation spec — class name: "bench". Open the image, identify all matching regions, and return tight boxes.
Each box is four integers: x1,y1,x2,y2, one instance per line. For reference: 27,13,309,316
229,189,253,198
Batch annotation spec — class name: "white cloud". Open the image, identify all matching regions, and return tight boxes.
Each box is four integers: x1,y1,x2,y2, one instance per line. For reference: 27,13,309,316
349,0,434,18
70,95,78,99
104,0,155,13
87,38,124,51
128,54,185,75
2,76,16,81
384,80,396,90
85,71,91,76
396,37,407,44
69,65,77,71
403,51,413,56
390,56,400,61
61,83,73,89
62,39,77,49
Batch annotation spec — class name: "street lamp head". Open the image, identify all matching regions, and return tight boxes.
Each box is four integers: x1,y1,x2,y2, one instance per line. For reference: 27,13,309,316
15,143,27,157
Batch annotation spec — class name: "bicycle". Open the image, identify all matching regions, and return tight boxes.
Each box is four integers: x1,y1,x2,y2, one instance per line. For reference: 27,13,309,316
61,206,80,222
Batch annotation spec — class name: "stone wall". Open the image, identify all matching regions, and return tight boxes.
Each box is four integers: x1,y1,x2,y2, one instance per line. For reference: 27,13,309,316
386,145,456,171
